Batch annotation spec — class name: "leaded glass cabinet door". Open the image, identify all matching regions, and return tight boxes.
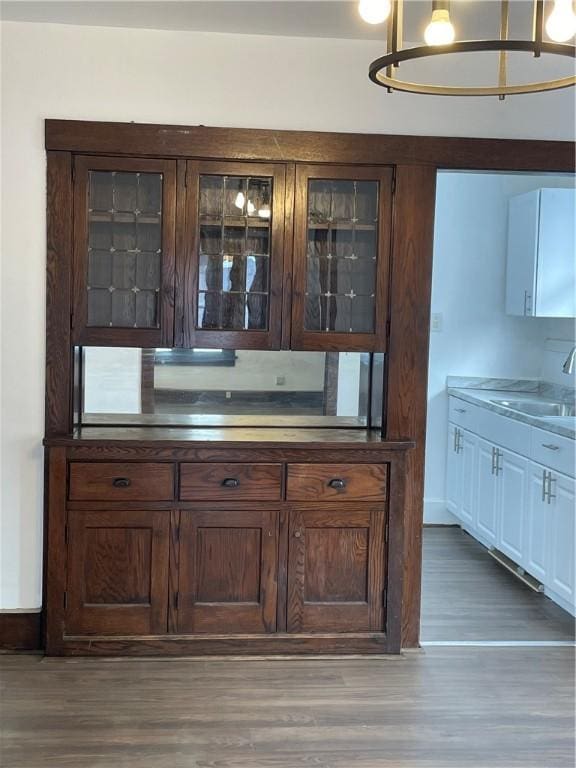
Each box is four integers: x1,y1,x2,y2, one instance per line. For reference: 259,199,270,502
292,165,393,352
184,161,286,349
73,156,176,346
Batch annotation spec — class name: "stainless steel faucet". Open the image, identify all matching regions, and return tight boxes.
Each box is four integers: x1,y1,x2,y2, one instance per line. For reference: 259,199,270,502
562,346,576,375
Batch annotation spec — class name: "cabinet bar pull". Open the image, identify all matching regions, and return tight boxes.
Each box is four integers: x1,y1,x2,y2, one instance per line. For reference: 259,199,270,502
454,408,467,414
328,478,346,490
547,475,557,504
453,427,458,453
495,449,503,477
491,446,497,475
112,477,131,488
542,469,548,502
221,478,240,488
541,443,560,451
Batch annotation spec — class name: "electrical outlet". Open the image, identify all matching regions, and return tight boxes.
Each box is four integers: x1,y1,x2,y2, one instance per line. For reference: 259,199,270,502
431,312,443,332
275,376,286,386
225,391,232,399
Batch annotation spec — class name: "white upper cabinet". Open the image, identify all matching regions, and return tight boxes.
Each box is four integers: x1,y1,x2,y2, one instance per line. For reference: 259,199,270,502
505,188,576,318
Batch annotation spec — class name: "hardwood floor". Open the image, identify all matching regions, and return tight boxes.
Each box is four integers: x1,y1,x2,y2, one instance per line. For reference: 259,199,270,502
1,525,574,767
421,526,576,642
0,647,574,768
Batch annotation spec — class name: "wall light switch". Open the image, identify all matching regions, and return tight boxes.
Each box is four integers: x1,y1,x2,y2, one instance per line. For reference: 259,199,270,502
431,313,443,332
275,376,286,386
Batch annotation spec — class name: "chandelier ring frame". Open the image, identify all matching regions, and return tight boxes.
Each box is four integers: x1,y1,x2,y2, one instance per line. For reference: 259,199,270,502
369,39,576,96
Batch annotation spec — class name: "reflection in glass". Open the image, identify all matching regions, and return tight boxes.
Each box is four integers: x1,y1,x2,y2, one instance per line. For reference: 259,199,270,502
305,179,378,333
79,348,385,428
86,171,163,328
197,175,272,331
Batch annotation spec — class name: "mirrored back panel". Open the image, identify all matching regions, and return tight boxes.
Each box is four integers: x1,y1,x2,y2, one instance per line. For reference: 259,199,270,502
77,348,385,428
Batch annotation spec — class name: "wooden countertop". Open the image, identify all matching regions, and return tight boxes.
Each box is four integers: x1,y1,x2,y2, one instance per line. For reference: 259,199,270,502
44,427,414,451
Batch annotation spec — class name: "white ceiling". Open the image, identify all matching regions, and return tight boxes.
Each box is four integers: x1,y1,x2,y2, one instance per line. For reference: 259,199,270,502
0,1,534,42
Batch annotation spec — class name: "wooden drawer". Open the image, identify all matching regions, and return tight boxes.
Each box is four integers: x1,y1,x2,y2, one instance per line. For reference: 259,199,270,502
69,462,175,501
180,463,283,501
286,463,388,502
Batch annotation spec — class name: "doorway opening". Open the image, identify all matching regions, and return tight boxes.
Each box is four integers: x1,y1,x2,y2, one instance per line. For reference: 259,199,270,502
421,169,576,645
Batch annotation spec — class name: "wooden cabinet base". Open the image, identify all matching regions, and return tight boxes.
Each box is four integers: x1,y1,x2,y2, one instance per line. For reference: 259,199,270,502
44,435,410,657
52,632,393,656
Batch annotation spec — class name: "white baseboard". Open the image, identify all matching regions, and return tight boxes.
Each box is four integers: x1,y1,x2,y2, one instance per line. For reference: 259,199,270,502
424,500,458,525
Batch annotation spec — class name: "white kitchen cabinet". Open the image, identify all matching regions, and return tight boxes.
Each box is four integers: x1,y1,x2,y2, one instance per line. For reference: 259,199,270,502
446,423,461,517
445,394,575,615
506,188,576,318
476,438,498,545
497,449,529,566
446,423,476,528
525,465,549,584
546,470,575,609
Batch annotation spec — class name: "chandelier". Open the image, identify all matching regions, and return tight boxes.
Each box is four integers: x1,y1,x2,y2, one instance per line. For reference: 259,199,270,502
360,0,576,97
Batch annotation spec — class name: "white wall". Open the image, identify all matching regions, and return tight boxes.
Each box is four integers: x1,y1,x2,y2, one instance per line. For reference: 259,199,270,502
1,20,575,609
425,172,576,524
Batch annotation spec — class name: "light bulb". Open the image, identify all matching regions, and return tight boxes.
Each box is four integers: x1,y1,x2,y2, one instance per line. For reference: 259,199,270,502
424,9,455,46
358,0,391,25
234,191,245,210
247,200,256,215
258,205,271,219
545,0,576,42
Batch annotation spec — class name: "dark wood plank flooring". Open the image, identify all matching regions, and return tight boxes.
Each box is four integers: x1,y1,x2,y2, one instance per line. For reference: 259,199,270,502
421,526,576,642
1,647,574,768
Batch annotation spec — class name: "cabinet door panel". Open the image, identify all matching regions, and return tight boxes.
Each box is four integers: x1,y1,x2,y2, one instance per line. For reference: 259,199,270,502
184,161,286,349
505,191,538,317
287,506,385,633
66,510,169,635
536,189,576,318
498,449,528,565
73,156,176,346
525,466,548,583
446,423,461,517
547,472,575,606
177,509,278,633
291,165,393,351
476,439,498,545
459,429,477,528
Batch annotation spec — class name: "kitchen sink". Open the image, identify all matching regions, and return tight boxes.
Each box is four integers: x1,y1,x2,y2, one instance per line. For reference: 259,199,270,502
491,399,576,418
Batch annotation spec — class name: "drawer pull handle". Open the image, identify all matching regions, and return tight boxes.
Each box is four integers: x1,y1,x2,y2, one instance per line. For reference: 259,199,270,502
221,478,240,488
328,478,346,490
454,408,467,414
112,477,131,488
542,444,560,451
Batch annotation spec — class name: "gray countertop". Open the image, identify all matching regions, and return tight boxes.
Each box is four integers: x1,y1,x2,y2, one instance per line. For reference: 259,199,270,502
446,378,576,440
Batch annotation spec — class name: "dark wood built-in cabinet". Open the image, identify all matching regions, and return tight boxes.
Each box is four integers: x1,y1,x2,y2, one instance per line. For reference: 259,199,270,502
44,119,570,655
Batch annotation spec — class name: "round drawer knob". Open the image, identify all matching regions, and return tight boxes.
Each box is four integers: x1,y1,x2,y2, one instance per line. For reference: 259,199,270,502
294,530,302,538
328,478,346,490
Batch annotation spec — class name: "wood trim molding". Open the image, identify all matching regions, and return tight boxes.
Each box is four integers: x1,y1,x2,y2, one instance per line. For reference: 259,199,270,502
45,120,574,172
0,613,42,651
386,165,437,648
45,151,73,435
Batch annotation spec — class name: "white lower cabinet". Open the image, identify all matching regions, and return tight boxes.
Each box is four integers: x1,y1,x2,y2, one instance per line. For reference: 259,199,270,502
525,466,549,584
446,395,575,616
546,470,575,609
446,423,476,528
476,438,498,545
498,449,529,566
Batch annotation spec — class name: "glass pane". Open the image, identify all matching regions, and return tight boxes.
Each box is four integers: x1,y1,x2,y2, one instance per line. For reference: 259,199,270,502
305,178,378,334
79,348,384,429
87,170,163,329
196,173,273,331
